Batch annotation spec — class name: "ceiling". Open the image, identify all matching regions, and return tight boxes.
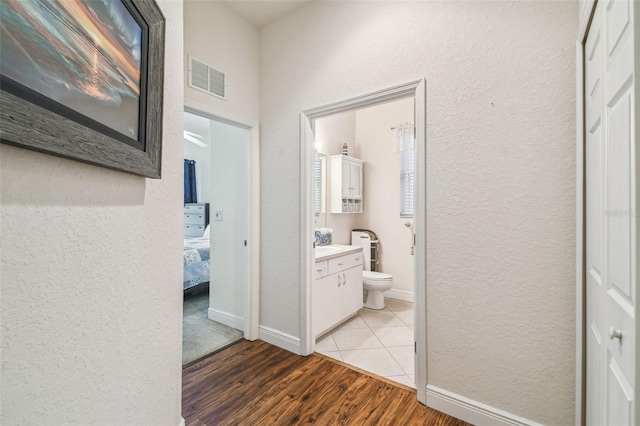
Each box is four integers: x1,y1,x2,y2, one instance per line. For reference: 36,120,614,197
221,0,313,27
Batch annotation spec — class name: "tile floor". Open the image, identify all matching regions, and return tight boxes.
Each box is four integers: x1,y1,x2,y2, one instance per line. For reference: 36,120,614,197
315,298,415,388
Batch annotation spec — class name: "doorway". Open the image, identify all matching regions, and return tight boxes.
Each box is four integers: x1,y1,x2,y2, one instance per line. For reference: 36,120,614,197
182,105,260,365
299,79,428,403
312,99,416,388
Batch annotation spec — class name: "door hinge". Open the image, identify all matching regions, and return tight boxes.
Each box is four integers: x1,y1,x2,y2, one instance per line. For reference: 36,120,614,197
244,240,247,247
414,342,417,353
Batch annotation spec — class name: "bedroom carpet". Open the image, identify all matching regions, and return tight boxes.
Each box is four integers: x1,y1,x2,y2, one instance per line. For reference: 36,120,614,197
182,291,243,365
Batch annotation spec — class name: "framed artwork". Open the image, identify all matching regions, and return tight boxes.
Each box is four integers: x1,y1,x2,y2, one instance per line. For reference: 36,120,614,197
0,0,165,178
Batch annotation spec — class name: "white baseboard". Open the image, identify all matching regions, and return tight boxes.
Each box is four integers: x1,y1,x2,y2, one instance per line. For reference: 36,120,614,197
259,325,301,355
426,385,541,426
208,308,244,332
179,417,185,426
384,289,414,303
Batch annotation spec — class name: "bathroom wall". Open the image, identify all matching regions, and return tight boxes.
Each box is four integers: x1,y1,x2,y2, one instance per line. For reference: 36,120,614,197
0,1,184,423
259,1,577,424
315,98,416,297
354,98,415,296
314,110,358,245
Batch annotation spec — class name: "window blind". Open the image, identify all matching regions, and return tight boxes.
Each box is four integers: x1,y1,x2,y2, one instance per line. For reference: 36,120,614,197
314,157,321,216
400,149,414,217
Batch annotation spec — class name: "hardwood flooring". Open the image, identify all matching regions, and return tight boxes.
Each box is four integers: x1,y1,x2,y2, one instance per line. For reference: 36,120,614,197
182,340,470,425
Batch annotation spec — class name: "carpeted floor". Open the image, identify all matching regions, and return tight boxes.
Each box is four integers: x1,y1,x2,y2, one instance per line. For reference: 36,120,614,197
182,290,243,365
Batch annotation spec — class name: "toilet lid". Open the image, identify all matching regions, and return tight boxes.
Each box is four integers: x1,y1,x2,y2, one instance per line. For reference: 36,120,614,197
363,270,393,281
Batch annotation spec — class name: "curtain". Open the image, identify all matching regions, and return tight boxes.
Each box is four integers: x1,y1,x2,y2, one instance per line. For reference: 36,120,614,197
394,122,414,152
184,159,197,204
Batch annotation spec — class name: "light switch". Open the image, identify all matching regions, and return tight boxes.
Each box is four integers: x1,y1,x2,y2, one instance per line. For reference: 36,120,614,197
214,210,223,221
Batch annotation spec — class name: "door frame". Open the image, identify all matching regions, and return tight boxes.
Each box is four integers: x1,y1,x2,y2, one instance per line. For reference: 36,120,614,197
575,3,594,424
298,79,428,403
576,1,640,424
184,97,260,340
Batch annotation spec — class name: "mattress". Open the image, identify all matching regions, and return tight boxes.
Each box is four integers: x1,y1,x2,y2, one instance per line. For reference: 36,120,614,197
183,237,210,290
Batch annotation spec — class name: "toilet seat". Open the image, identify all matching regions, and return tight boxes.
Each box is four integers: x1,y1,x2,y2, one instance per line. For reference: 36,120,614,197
363,270,393,281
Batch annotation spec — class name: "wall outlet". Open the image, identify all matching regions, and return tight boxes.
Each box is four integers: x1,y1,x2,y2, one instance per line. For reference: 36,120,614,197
214,210,223,221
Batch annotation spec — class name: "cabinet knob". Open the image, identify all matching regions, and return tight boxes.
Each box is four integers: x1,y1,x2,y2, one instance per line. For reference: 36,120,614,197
337,276,342,287
342,273,347,284
608,326,622,341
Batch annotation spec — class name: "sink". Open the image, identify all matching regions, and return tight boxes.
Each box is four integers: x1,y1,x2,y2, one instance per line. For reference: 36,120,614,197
315,246,341,255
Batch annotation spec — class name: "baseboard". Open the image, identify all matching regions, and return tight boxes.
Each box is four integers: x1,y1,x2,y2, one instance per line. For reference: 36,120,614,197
426,385,541,426
179,417,185,426
259,325,301,355
384,289,414,303
208,308,244,332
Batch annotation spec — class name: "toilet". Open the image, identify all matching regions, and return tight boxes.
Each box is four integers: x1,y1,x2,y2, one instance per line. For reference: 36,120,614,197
363,270,393,310
352,230,394,310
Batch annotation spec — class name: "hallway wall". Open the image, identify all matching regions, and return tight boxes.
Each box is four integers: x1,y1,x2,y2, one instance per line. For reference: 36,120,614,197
259,1,578,424
0,1,185,423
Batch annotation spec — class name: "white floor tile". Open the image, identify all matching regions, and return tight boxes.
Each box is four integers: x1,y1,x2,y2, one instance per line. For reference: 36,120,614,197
358,309,405,328
385,299,414,313
387,345,415,376
315,334,338,353
385,374,416,388
331,327,383,351
335,315,368,330
322,351,343,362
370,326,414,347
394,309,414,326
315,304,419,387
340,348,405,377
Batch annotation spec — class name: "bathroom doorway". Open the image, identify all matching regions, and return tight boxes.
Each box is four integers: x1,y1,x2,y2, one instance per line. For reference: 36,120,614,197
299,80,427,403
182,104,261,366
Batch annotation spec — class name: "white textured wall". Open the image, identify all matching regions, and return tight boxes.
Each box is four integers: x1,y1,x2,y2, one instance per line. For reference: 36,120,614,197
0,1,184,424
184,0,260,123
315,111,359,245
355,98,415,293
209,121,248,323
260,1,577,424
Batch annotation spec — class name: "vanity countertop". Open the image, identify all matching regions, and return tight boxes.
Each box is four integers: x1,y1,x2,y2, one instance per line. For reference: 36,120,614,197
314,244,363,262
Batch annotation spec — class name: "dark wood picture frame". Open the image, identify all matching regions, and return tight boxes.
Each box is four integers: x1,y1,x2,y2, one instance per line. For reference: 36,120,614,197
0,0,165,179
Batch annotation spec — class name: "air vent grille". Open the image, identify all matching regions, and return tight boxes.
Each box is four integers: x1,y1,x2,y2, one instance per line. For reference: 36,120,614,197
188,55,226,99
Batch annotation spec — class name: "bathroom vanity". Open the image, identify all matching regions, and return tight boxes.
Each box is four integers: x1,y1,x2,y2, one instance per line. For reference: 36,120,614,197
313,245,363,338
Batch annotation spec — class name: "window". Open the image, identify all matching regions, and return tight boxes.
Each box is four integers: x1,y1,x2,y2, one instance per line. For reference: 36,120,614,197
314,156,321,216
400,148,414,217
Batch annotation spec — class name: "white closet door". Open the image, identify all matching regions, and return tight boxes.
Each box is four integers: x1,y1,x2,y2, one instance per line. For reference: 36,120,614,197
585,3,605,423
585,1,637,424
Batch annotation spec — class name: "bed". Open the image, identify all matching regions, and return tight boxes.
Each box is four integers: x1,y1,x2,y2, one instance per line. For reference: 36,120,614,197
183,236,210,293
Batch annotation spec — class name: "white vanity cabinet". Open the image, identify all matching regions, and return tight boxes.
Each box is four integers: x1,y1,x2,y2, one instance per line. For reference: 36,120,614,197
330,155,363,213
313,250,363,338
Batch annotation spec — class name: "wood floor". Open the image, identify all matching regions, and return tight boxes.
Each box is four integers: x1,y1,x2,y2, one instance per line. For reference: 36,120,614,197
182,340,470,425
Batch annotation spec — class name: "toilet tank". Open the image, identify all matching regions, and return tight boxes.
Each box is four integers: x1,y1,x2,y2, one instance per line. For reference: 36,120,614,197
351,229,378,272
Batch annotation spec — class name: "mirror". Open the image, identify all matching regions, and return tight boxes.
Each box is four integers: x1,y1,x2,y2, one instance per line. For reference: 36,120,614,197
314,152,326,228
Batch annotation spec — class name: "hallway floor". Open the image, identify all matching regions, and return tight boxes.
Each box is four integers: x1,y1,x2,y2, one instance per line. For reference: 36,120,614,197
315,298,415,388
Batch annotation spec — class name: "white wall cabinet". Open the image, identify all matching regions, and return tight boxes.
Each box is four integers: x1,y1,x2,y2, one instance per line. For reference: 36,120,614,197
312,251,363,338
330,155,363,213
